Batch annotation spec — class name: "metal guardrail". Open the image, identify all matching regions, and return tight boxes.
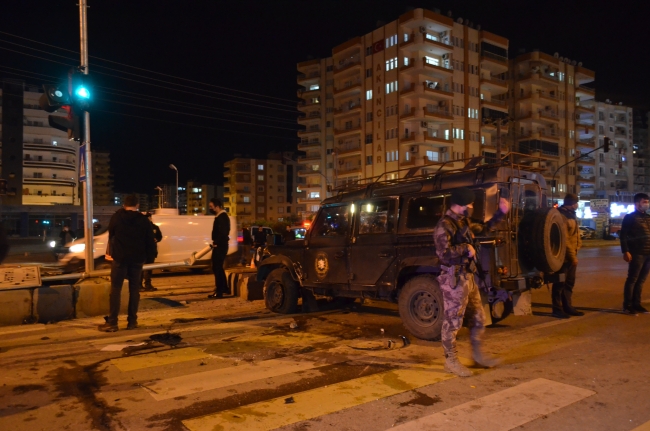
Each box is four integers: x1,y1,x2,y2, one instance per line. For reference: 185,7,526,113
40,245,213,283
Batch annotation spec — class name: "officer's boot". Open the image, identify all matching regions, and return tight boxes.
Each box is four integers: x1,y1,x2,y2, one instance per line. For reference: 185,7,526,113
444,353,473,377
471,339,501,368
562,290,584,316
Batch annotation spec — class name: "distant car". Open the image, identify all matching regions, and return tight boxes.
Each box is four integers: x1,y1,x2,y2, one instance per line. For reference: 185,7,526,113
579,226,596,239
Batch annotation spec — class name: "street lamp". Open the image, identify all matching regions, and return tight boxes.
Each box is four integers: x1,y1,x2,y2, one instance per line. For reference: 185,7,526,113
169,164,178,209
155,186,163,209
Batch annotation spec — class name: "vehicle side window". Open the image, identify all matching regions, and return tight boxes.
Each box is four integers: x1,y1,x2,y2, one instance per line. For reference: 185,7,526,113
406,195,446,229
311,205,350,237
358,200,396,234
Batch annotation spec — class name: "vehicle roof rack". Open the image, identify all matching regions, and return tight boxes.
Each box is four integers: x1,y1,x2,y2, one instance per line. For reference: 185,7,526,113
331,152,549,196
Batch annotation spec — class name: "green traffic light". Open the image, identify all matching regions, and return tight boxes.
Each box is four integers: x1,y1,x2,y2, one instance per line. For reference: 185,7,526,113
75,87,90,99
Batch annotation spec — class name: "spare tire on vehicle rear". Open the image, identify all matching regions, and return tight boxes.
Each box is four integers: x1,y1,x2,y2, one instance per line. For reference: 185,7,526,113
518,207,567,273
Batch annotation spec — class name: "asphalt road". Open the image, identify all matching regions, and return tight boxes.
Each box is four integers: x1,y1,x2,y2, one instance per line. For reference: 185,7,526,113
0,245,649,431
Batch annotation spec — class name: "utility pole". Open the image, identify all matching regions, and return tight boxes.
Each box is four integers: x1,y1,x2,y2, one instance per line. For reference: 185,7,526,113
79,0,95,273
483,117,512,161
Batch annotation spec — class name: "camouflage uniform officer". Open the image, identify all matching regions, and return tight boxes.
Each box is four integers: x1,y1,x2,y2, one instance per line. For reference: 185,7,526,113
434,187,510,377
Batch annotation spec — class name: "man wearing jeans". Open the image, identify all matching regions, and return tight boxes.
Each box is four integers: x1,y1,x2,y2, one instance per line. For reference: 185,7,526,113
99,195,156,332
620,192,650,315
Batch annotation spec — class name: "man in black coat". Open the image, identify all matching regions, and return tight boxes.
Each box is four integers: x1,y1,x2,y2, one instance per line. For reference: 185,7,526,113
141,213,163,292
241,225,253,266
620,192,650,315
99,195,156,332
208,198,231,299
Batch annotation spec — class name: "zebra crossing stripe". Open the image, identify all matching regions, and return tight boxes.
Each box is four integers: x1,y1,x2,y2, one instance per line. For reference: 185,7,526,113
110,347,212,372
182,365,453,431
631,419,650,431
143,344,433,400
390,378,595,431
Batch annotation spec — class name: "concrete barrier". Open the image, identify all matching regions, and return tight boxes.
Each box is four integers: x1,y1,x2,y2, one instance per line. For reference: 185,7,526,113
33,285,75,323
0,289,33,325
75,278,129,318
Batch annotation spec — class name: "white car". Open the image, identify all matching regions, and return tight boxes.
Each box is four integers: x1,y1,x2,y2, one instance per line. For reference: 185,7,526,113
58,209,238,272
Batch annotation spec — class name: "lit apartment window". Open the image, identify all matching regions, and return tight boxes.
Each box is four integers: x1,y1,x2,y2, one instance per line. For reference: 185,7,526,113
257,175,264,181
366,90,373,100
309,192,320,199
243,196,250,203
257,164,264,170
385,57,398,71
424,56,438,66
386,81,398,94
385,34,397,47
309,84,319,91
403,57,409,66
426,151,439,161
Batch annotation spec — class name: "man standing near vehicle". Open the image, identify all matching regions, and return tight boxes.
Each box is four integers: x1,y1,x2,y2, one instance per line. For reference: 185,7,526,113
141,213,163,292
208,198,230,299
283,225,296,244
241,225,252,266
551,193,584,318
620,193,650,314
434,187,510,377
99,195,156,332
59,225,75,246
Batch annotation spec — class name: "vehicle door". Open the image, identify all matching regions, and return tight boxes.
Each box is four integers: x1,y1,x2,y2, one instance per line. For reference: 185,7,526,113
303,203,351,287
348,198,398,286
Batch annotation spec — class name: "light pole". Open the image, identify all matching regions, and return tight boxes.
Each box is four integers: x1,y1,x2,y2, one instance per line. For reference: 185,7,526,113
482,117,512,161
169,164,178,209
155,186,163,209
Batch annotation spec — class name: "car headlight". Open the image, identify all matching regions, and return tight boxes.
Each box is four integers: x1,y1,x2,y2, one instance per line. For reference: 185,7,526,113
49,241,56,248
69,244,86,253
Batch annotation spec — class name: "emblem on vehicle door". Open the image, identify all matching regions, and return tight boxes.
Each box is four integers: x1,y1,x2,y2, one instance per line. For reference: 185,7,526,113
315,252,329,280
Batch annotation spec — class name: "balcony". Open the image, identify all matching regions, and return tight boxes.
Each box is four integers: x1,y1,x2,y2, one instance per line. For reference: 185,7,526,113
298,112,321,124
517,131,561,143
577,175,595,183
298,169,322,177
575,102,595,113
298,127,322,136
422,82,454,99
423,131,452,145
333,81,362,97
297,71,320,85
333,125,362,137
297,154,321,164
298,140,321,150
336,144,361,157
400,33,453,56
235,200,252,205
519,90,559,104
337,166,362,177
480,98,508,113
517,110,559,125
297,100,320,110
577,156,595,165
423,106,453,122
480,76,508,95
576,85,595,100
333,103,361,118
333,60,361,77
480,51,508,74
577,138,595,148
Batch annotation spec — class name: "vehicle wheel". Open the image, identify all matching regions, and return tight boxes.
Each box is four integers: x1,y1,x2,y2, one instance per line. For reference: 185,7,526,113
264,268,299,314
519,208,567,273
398,274,444,341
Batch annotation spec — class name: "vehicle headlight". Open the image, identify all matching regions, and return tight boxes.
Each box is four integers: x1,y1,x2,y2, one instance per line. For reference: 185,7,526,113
49,241,56,248
69,244,86,253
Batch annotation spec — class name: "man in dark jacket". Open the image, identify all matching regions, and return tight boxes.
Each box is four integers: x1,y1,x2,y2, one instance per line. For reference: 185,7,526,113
282,225,296,244
141,213,163,292
99,195,156,332
241,225,253,266
620,192,650,314
253,226,267,248
208,198,230,298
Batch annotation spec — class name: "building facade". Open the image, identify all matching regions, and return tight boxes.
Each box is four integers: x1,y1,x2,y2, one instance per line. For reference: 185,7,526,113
91,150,114,206
186,182,224,215
506,51,596,200
223,152,304,226
297,8,510,218
632,109,649,193
1,80,80,206
594,101,634,202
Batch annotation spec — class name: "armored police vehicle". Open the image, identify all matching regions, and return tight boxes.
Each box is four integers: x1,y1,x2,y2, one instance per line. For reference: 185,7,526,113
256,156,567,340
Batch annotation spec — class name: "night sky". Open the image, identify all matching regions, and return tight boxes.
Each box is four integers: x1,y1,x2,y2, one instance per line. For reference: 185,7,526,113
1,0,649,194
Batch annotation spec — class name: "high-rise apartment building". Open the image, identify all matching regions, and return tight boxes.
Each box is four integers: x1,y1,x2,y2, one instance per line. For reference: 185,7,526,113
223,152,304,225
91,150,114,206
186,181,223,215
297,8,510,218
506,51,596,199
632,109,649,192
594,101,634,202
1,80,80,205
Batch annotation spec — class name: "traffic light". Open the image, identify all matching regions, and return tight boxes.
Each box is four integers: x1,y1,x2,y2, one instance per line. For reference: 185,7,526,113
38,69,91,141
603,137,611,153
